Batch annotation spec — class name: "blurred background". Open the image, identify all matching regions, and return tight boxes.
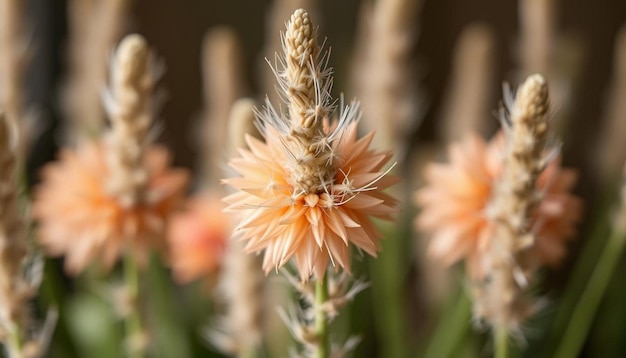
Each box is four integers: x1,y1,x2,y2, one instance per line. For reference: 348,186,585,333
30,0,626,201
14,0,626,357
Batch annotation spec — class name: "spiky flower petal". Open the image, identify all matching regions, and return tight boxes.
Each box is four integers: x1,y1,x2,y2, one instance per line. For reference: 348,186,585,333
34,142,188,274
167,193,229,283
415,131,581,279
225,122,397,281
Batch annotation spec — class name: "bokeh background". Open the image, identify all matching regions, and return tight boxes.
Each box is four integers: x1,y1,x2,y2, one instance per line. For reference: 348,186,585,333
30,0,626,200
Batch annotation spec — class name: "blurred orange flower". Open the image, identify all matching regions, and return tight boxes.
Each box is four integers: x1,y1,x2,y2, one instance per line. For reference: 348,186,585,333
415,132,581,279
167,193,229,283
224,122,398,281
34,141,188,274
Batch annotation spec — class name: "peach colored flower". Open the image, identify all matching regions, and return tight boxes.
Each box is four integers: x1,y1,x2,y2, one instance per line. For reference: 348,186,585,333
167,193,229,283
415,131,581,279
224,121,397,281
34,141,188,274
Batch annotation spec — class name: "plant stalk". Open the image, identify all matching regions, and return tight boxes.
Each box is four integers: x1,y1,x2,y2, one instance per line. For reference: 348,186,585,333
554,228,626,358
424,288,471,358
5,321,24,358
494,327,509,358
124,253,144,358
315,273,329,358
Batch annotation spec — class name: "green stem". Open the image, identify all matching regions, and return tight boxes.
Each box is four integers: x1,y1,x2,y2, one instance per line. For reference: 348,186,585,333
369,219,410,358
146,256,192,358
239,346,256,358
554,229,626,358
494,327,509,358
315,273,329,358
124,253,144,358
424,289,471,358
5,321,24,358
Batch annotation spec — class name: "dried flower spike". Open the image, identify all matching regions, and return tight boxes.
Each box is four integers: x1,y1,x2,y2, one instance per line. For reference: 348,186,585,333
105,34,154,208
34,34,188,274
479,74,555,339
416,131,581,280
224,8,398,282
0,0,27,129
262,0,317,106
206,99,263,357
0,112,33,357
352,0,421,154
416,74,582,348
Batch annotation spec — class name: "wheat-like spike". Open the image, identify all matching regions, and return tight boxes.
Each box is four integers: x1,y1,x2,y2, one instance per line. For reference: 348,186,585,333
208,99,264,357
351,0,421,156
283,9,322,130
475,74,550,336
0,112,37,357
104,34,155,208
0,0,27,129
260,8,340,196
262,0,316,106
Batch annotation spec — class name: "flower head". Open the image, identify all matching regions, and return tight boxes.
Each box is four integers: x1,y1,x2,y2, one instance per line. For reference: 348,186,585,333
167,193,229,283
34,35,189,274
34,141,188,274
415,131,581,279
224,9,397,281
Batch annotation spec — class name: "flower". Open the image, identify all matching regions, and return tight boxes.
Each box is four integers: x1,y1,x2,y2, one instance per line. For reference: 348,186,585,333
224,121,397,281
34,141,188,274
167,193,229,283
223,8,397,282
415,131,581,279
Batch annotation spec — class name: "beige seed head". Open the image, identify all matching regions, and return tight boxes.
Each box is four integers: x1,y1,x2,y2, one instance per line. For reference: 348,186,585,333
269,8,336,195
474,74,552,335
0,0,26,129
0,111,34,355
512,74,549,124
105,34,155,207
351,0,421,154
115,35,150,87
284,8,323,132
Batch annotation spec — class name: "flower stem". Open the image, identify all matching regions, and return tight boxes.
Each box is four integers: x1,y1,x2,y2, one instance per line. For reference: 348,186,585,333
124,253,144,358
494,327,509,358
239,346,256,358
6,321,24,358
315,273,329,358
370,220,410,358
424,287,471,358
554,228,626,358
